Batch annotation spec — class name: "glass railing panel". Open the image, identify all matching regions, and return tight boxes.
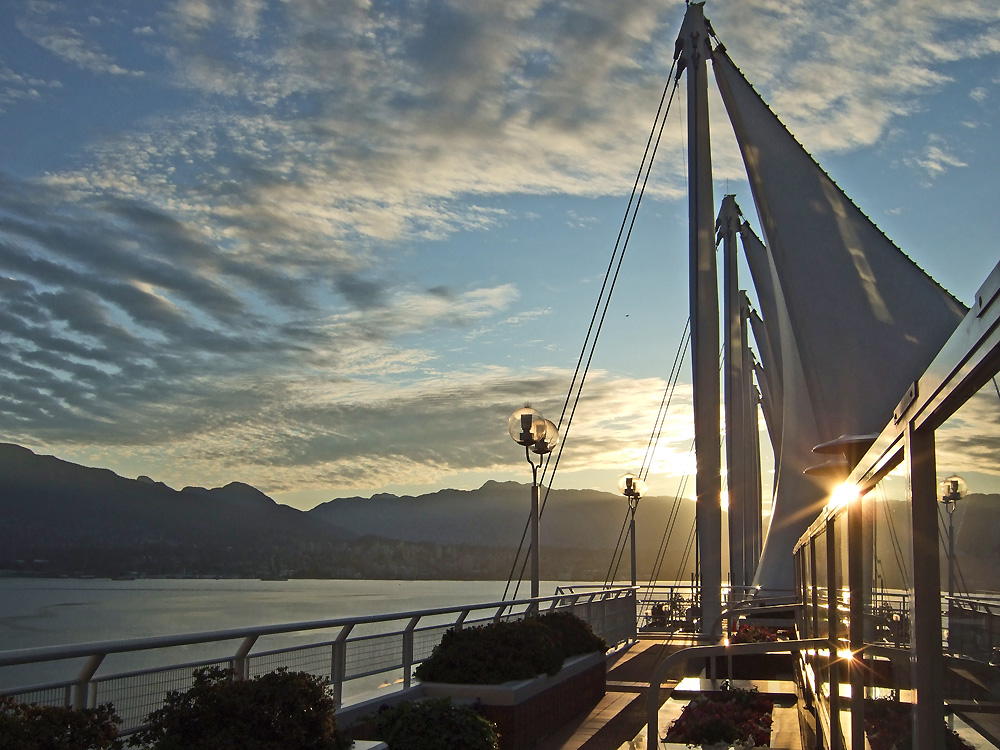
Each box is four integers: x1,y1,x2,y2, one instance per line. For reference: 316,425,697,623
867,473,911,652
934,373,1000,744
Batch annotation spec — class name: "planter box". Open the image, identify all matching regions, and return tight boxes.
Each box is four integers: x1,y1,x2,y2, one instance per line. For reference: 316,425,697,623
421,651,606,750
721,652,793,680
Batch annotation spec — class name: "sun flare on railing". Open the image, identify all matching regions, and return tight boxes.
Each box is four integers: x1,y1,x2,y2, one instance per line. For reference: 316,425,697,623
827,482,860,511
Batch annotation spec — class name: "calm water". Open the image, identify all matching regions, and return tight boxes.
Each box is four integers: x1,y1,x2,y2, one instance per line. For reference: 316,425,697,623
0,578,544,692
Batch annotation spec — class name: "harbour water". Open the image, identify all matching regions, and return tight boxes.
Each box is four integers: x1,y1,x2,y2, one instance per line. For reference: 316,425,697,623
0,577,572,695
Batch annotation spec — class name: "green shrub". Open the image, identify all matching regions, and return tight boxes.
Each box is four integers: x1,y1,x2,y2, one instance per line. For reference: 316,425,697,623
0,695,123,750
127,667,350,750
369,698,498,750
537,611,609,658
414,618,562,684
414,611,606,684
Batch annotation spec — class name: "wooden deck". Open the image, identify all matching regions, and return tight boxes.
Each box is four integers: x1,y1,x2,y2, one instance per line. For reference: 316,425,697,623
535,634,813,750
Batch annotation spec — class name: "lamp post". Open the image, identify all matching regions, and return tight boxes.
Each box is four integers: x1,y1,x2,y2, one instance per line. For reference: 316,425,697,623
618,473,647,588
508,407,561,600
939,475,967,648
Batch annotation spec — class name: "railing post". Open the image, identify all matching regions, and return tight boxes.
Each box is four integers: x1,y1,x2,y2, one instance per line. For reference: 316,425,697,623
402,616,420,688
233,635,258,680
455,609,469,631
73,654,105,709
330,624,354,710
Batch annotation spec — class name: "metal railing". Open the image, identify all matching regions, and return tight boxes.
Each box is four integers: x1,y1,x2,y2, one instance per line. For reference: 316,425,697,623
1,587,635,735
560,583,702,631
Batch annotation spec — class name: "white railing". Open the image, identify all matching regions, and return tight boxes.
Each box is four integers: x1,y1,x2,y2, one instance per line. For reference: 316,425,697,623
0,587,635,734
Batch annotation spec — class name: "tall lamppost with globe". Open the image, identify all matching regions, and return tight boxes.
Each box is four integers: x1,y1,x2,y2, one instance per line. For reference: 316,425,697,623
508,407,560,600
939,474,967,653
618,473,647,587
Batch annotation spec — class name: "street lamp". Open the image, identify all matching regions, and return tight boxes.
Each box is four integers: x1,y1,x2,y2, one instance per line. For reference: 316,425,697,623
939,475,967,603
508,407,561,600
618,473,647,587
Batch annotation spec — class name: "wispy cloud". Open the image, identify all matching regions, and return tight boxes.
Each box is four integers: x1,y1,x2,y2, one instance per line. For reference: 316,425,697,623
1,0,997,498
906,134,968,180
16,7,144,77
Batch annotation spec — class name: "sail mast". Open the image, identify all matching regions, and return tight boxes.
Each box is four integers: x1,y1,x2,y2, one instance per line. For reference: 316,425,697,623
719,195,745,590
677,1,721,633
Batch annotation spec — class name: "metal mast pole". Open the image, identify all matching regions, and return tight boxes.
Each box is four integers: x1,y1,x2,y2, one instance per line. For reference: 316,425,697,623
740,292,759,580
719,195,745,591
677,2,721,634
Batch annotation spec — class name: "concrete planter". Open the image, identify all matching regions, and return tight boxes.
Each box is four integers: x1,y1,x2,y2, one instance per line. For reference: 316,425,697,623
721,652,793,680
421,651,606,750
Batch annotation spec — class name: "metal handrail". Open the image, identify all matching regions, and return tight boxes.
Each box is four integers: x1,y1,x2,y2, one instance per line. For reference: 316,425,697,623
1,586,636,733
0,587,632,668
645,637,829,749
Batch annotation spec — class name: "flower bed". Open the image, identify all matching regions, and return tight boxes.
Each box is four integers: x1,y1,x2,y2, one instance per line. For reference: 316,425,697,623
663,683,773,748
729,625,779,644
865,698,974,750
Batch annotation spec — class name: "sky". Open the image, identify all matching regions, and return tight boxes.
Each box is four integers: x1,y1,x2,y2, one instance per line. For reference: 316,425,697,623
1,0,999,511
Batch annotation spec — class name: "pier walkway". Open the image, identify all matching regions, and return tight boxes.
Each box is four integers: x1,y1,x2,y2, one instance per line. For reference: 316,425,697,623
537,633,812,750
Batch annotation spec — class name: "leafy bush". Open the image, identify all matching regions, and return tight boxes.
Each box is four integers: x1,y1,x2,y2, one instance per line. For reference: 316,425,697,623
537,611,609,658
0,695,123,750
663,683,773,747
369,698,498,750
128,667,350,750
414,612,606,684
414,618,562,684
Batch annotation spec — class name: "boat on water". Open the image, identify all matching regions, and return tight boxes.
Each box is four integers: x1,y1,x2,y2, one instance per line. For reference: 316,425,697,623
2,3,999,749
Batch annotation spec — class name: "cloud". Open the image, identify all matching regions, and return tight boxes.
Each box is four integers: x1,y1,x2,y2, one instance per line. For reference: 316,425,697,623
2,0,999,498
711,0,1000,153
0,57,61,113
38,367,694,497
16,8,144,77
906,134,968,179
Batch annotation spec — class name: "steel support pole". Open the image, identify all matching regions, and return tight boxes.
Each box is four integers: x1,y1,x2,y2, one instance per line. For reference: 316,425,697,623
848,488,865,748
678,1,721,636
531,479,540,601
630,503,637,588
826,516,842,750
906,422,945,748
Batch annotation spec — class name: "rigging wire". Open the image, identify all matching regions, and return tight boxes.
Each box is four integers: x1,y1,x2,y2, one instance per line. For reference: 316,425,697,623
504,58,683,600
878,482,910,591
674,513,698,585
604,507,633,586
638,320,691,483
642,445,692,602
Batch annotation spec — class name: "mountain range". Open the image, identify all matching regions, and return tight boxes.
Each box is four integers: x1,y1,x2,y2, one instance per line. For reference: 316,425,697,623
0,443,697,581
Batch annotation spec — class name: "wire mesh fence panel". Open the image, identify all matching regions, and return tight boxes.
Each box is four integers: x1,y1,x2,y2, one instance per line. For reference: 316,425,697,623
248,643,333,681
3,684,71,709
93,659,231,733
345,631,404,679
412,623,451,663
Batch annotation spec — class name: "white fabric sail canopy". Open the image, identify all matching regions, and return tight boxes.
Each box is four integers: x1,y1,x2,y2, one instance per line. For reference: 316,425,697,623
711,47,967,591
